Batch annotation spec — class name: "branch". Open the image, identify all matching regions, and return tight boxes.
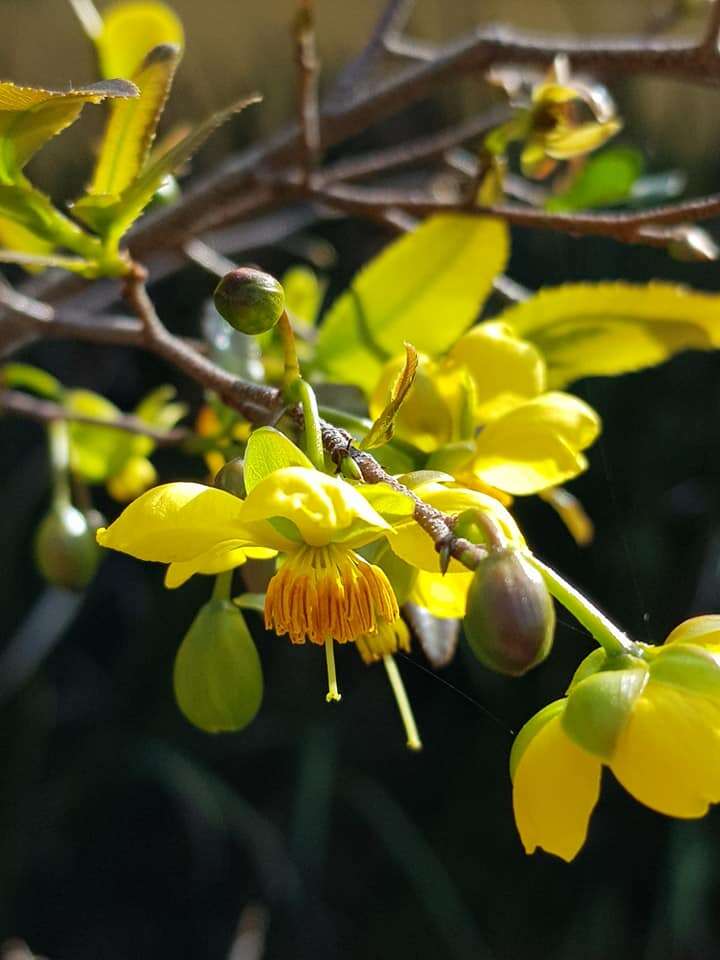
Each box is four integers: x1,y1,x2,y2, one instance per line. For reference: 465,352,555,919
293,0,322,177
0,388,190,446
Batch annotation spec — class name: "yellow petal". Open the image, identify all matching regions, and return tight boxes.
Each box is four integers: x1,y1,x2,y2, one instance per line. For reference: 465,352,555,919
448,322,547,423
665,615,720,653
390,482,524,572
97,482,249,562
513,712,601,862
544,119,621,160
610,683,720,817
409,569,472,618
470,392,600,495
164,542,276,589
239,467,391,548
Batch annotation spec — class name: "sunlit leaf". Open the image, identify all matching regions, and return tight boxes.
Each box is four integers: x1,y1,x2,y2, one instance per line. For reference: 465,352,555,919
545,147,644,213
499,282,720,388
244,426,313,493
361,343,418,450
0,216,54,271
0,79,137,182
73,93,261,240
316,215,509,392
89,44,182,197
66,389,137,482
96,0,184,80
282,265,325,327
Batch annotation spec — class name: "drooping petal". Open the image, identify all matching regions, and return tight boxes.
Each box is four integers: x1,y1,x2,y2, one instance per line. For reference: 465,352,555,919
164,542,277,589
447,321,547,422
96,482,249,562
409,569,473,618
610,683,720,818
512,708,601,862
240,467,391,548
470,392,600,495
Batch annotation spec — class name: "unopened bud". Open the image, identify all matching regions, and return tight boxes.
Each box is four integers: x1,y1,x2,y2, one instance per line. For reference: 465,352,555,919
214,458,246,498
174,599,263,733
34,503,100,590
213,267,285,335
463,549,555,676
148,174,181,210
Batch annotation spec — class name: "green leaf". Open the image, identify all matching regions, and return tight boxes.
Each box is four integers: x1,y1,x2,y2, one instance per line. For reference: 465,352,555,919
244,426,313,493
1,362,62,399
0,216,54,270
545,147,644,213
89,44,182,197
95,0,184,80
360,342,418,450
66,389,137,482
232,593,267,614
282,265,325,327
316,215,509,392
73,93,261,240
0,79,137,183
498,282,720,388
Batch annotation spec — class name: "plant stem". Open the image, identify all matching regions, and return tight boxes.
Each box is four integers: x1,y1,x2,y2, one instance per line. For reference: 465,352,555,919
212,569,234,602
295,378,325,471
383,655,422,751
527,555,636,657
47,419,72,509
278,311,301,391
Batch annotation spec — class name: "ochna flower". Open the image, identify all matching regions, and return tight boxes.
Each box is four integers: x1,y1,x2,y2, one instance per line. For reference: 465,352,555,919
369,322,600,498
511,616,720,861
97,428,414,698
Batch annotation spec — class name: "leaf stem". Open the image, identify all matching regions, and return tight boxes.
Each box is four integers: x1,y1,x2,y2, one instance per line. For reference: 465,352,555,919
278,311,301,391
295,378,325,471
47,419,72,509
212,569,234,602
527,554,636,657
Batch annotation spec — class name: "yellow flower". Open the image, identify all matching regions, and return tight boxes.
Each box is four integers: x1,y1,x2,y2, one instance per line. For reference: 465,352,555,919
370,322,601,497
356,617,411,665
511,616,720,861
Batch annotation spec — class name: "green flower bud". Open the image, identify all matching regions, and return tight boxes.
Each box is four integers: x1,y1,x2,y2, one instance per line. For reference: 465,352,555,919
174,599,263,733
463,549,555,676
563,666,648,759
148,174,181,210
214,458,246,498
213,267,285,335
34,503,100,590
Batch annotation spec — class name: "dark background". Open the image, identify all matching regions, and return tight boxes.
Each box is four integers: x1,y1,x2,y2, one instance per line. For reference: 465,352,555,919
2,1,720,958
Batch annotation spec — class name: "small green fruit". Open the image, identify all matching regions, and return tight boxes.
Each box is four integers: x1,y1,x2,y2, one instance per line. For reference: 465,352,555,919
34,503,100,590
213,267,285,335
174,600,263,733
463,549,555,676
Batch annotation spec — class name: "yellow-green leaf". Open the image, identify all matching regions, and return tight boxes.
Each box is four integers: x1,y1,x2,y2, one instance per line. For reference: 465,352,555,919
0,216,54,271
360,343,418,450
96,1,184,80
244,426,313,492
66,389,137,482
498,282,720,388
282,265,325,327
89,44,182,197
0,79,137,182
316,215,509,392
1,362,62,399
73,93,261,240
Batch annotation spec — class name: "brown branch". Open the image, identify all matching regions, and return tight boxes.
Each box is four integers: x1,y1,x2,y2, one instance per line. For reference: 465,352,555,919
703,0,720,52
0,388,190,446
294,0,322,178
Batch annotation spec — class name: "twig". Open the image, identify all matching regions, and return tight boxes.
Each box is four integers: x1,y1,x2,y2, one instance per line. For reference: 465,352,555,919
294,0,322,179
0,389,190,445
703,0,720,52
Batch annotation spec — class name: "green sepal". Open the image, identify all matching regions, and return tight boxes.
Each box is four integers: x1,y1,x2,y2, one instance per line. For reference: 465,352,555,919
173,599,263,733
650,644,720,699
562,666,648,759
566,647,646,691
509,699,566,781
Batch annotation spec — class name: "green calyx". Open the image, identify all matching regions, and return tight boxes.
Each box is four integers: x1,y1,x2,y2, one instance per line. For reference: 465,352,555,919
563,665,648,759
173,598,263,733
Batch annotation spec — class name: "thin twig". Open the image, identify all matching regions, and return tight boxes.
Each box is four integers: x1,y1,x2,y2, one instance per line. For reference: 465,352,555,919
294,0,322,179
0,388,190,445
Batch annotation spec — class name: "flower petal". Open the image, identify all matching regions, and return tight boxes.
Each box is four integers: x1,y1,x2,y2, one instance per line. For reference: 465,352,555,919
448,322,547,422
240,467,391,548
665,615,720,652
165,542,277,589
410,569,473,618
611,683,720,817
512,709,601,862
471,392,600,495
97,482,248,562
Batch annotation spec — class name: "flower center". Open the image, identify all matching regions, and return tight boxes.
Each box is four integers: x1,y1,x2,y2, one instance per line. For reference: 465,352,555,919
264,544,398,645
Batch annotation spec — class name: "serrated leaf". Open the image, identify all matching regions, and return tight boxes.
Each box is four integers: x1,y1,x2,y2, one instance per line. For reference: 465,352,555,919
89,44,182,197
498,282,720,388
316,215,509,393
243,426,313,492
0,216,54,271
1,362,62,399
0,79,137,182
360,343,418,450
0,249,98,275
96,1,184,80
545,147,644,213
74,93,261,240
